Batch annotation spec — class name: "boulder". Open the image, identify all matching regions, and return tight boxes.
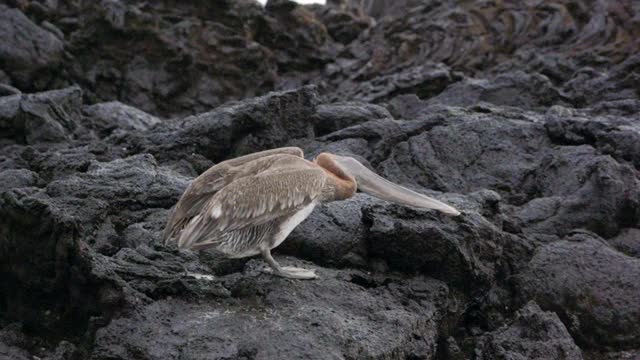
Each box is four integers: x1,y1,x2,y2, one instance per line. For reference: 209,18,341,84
608,228,640,258
0,168,39,192
474,301,583,360
0,86,83,144
515,231,640,350
363,197,524,293
426,71,563,110
90,256,449,360
82,101,161,137
0,5,63,88
280,193,370,268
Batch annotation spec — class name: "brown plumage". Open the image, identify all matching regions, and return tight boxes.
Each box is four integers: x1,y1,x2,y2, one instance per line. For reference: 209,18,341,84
164,147,460,279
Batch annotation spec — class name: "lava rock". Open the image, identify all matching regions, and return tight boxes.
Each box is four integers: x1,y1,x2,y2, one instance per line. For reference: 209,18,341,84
427,71,563,110
545,110,640,169
0,1,638,358
363,199,524,293
608,228,640,258
0,324,34,360
331,63,458,103
312,102,392,136
12,0,332,117
312,0,373,44
82,101,161,137
515,231,640,350
90,263,448,360
109,85,320,164
474,301,583,360
0,5,63,88
0,83,21,96
45,154,188,210
0,86,83,144
280,193,370,268
0,168,39,192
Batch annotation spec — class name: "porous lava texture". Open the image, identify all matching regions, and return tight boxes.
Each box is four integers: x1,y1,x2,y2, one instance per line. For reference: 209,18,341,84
1,0,639,359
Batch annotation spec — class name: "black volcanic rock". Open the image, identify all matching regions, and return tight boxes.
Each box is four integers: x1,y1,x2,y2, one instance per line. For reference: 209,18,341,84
312,102,392,136
319,0,640,112
608,228,640,258
0,169,39,193
515,231,640,350
1,76,638,360
107,85,320,165
280,194,369,268
2,0,337,117
329,63,460,104
363,197,529,294
0,86,83,144
82,101,161,137
311,0,373,44
426,71,564,109
1,0,639,359
473,301,583,360
0,4,64,88
90,263,448,360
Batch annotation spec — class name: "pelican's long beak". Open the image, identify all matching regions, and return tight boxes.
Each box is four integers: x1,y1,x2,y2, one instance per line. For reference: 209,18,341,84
333,155,461,216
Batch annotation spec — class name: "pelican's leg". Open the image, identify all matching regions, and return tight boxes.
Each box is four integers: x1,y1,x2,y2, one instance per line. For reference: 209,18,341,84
261,249,317,280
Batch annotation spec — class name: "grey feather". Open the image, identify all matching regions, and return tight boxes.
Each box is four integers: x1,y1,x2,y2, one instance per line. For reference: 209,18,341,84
176,167,326,250
162,147,304,243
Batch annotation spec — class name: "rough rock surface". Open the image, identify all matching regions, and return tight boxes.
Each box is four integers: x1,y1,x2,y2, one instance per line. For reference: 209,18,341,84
515,231,640,350
473,301,584,360
90,260,448,360
0,86,83,144
1,0,639,359
0,4,64,88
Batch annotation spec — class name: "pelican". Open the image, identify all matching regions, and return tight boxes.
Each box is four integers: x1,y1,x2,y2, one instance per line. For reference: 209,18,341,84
163,147,460,279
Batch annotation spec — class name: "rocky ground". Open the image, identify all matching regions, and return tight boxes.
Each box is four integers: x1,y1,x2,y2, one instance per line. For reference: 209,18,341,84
1,0,639,359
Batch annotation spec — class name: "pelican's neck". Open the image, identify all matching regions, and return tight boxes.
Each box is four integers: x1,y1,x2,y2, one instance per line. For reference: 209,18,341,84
315,153,356,200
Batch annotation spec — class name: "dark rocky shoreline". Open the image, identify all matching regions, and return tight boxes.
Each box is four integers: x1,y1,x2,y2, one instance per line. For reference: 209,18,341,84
1,0,639,359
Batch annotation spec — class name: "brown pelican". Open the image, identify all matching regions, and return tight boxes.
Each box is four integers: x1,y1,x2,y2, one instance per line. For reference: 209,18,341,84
163,147,460,279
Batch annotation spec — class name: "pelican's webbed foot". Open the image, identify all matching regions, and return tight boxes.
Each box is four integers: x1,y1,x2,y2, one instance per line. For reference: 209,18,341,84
261,249,318,280
276,266,317,280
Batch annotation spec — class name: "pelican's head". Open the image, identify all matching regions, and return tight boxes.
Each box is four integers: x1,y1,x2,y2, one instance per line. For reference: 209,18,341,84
315,153,461,216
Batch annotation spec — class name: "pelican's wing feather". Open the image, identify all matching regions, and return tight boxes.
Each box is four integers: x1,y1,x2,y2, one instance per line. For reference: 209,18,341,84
176,167,326,249
162,147,304,242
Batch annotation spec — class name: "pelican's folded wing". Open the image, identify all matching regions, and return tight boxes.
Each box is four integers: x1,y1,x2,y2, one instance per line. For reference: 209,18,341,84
163,147,304,242
176,167,326,249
